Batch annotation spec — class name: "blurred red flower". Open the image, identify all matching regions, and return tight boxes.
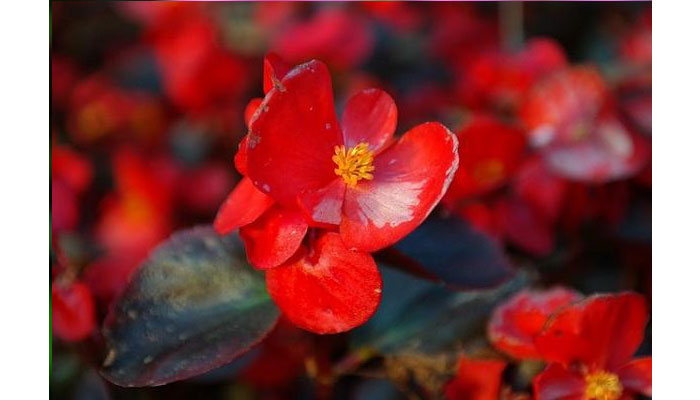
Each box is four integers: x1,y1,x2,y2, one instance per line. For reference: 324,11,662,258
488,287,581,359
443,115,527,206
520,67,650,182
271,8,373,70
51,146,93,232
445,357,507,400
52,281,96,342
458,38,567,111
533,293,651,400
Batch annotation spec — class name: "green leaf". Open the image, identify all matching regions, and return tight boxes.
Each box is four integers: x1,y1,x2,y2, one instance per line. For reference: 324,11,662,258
100,227,279,387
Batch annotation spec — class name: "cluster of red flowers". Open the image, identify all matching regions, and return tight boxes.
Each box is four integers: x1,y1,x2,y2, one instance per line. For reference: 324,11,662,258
51,2,651,397
446,290,651,399
215,55,458,333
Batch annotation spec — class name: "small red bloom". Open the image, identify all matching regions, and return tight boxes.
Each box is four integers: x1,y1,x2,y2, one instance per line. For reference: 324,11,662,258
271,9,373,70
52,281,96,342
533,293,651,400
246,60,459,252
489,288,581,359
458,38,567,110
96,149,175,260
443,115,527,207
520,67,650,182
445,357,507,400
51,146,93,232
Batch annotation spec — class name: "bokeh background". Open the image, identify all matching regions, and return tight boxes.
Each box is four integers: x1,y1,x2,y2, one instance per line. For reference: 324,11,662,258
51,2,651,399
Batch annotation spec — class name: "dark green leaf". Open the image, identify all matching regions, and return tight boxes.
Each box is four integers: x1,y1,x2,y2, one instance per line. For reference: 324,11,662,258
391,214,515,289
100,226,279,387
353,267,530,354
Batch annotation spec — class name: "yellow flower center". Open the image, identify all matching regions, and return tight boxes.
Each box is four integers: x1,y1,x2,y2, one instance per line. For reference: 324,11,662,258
332,142,375,187
584,371,623,400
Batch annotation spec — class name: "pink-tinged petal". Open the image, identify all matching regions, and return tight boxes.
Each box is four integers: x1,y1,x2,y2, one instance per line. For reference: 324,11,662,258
263,52,292,94
247,60,343,207
213,177,274,235
341,88,397,151
616,357,651,397
265,232,382,334
542,115,651,183
533,364,585,400
297,178,346,227
240,206,308,270
488,287,581,360
534,293,648,370
340,122,459,252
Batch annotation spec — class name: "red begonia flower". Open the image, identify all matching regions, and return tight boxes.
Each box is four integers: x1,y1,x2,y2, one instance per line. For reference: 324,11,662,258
96,149,175,259
443,116,526,207
533,293,651,400
265,232,382,334
51,281,96,342
246,60,458,252
458,38,567,110
520,67,650,182
145,3,248,114
445,357,507,400
271,9,373,70
488,288,581,359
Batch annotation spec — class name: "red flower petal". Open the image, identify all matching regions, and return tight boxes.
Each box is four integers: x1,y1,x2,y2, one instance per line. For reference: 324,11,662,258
520,66,607,146
533,364,585,400
534,293,648,370
51,146,93,193
340,122,459,252
297,177,346,227
541,114,650,182
234,135,249,175
240,206,308,270
616,357,651,397
263,52,291,94
265,232,381,334
341,88,397,152
488,287,581,359
244,98,263,128
247,60,342,207
445,357,506,400
213,177,274,235
51,281,96,342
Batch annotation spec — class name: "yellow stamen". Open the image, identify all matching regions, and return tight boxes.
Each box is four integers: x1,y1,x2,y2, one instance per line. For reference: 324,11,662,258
332,142,375,187
584,371,623,400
